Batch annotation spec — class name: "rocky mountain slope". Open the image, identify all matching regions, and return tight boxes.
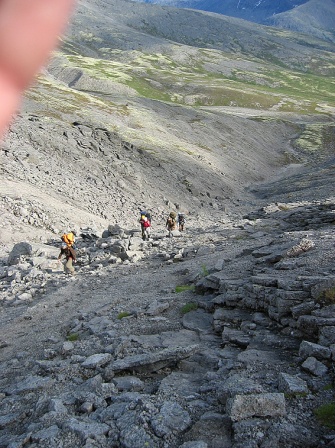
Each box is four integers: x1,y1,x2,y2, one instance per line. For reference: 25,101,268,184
266,0,335,44
0,166,335,447
131,0,309,23
131,0,335,43
0,0,335,446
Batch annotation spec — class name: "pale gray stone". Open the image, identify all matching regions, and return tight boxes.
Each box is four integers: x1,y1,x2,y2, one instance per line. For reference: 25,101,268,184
278,373,308,394
5,375,54,395
62,417,109,439
145,299,170,316
301,356,328,376
151,401,191,437
299,340,331,361
0,413,22,429
113,376,144,391
31,425,60,443
111,345,199,373
227,393,286,421
217,374,264,403
81,353,112,369
48,398,68,414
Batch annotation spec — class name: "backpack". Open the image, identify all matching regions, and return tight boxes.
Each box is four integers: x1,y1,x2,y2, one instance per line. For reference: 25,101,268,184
140,210,152,222
178,213,185,224
61,232,75,247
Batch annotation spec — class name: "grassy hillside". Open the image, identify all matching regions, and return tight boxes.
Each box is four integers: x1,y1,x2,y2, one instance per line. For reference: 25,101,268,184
51,45,335,114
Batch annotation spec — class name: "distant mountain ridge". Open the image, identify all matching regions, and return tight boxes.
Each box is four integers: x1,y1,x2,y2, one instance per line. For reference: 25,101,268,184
131,0,335,42
266,0,335,43
132,0,308,22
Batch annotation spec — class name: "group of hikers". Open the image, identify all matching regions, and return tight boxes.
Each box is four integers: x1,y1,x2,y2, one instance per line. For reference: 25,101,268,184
58,210,186,275
140,210,186,241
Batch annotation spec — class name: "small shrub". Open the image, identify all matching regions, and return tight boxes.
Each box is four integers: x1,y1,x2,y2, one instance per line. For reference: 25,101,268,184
67,333,79,342
314,402,335,428
201,264,209,277
117,312,130,320
284,391,308,399
181,302,198,315
175,285,195,293
317,287,335,306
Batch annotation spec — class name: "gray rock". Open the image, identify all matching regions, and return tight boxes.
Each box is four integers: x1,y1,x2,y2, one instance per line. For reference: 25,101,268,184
301,356,328,376
184,412,232,447
0,413,22,429
278,372,308,394
196,244,215,256
119,421,156,448
4,375,54,395
31,425,60,443
222,329,251,348
151,401,192,437
226,393,286,421
81,353,112,369
111,345,199,373
113,376,144,391
237,348,279,365
48,398,68,414
183,309,213,333
217,374,264,404
158,371,203,397
299,340,331,361
8,242,33,265
145,299,170,316
180,442,208,448
319,325,335,346
62,417,109,439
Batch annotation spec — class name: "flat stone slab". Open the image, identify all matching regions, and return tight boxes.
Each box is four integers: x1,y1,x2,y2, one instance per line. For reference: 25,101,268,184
183,309,213,333
111,345,199,373
227,393,286,421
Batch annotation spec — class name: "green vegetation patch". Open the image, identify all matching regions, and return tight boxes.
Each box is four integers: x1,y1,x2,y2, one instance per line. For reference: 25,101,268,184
201,264,209,277
175,285,195,293
317,287,335,306
67,333,79,341
180,302,198,314
314,402,335,429
284,391,308,399
60,48,335,112
117,311,131,320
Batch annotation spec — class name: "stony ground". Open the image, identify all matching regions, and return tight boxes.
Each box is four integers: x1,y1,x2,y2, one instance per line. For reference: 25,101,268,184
0,180,335,447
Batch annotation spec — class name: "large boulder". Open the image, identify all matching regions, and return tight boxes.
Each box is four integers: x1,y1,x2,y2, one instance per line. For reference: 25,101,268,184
8,242,32,266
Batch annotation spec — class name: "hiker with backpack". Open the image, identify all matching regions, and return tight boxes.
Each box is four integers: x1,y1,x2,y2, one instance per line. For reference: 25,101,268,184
139,211,151,241
58,230,77,275
166,211,177,237
177,213,186,231
58,243,76,275
61,230,77,249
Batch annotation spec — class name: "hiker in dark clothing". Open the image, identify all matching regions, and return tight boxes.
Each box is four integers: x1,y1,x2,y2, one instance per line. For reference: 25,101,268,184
166,211,177,237
177,213,186,231
58,244,76,275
